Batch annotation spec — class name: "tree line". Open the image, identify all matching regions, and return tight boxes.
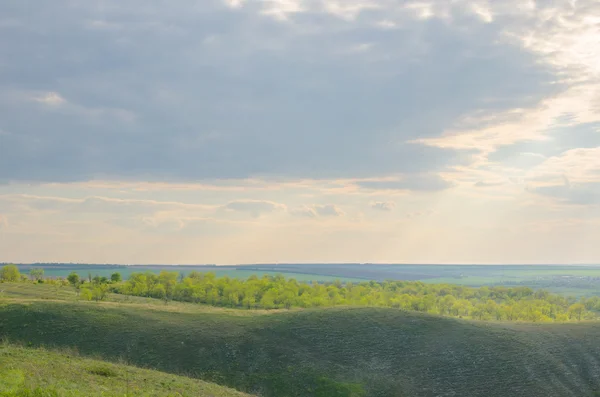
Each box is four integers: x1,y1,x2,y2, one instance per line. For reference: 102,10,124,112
0,264,122,302
2,264,599,322
116,270,599,322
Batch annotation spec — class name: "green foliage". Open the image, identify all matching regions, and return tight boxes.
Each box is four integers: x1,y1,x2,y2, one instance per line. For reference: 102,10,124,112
91,285,109,302
116,272,596,322
28,269,44,282
0,265,20,283
67,272,80,286
110,272,122,283
79,289,93,301
87,365,118,377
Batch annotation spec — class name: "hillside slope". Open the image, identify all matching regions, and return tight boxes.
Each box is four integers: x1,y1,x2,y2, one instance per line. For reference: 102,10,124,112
0,344,252,397
1,300,599,396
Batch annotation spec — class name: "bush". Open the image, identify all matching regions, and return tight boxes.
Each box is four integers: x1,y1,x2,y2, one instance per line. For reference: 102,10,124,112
0,265,20,282
79,289,92,301
87,366,118,378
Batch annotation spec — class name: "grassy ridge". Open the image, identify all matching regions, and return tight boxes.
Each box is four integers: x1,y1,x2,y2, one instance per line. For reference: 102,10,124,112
0,345,252,396
1,297,600,396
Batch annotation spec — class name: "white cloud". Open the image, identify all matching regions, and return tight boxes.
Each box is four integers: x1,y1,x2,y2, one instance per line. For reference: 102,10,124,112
33,92,65,106
474,181,505,188
290,204,345,218
224,0,246,9
528,148,600,185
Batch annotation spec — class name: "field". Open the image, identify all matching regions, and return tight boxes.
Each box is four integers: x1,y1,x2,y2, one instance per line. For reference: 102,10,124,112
1,283,600,396
0,345,252,397
9,263,600,297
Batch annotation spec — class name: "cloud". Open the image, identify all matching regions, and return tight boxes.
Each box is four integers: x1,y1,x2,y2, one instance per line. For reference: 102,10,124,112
357,174,454,192
527,147,600,186
33,92,65,106
223,200,286,217
474,181,505,188
290,205,318,218
0,0,559,183
314,204,345,217
529,182,600,206
370,201,395,211
406,210,434,218
290,204,345,218
0,194,216,214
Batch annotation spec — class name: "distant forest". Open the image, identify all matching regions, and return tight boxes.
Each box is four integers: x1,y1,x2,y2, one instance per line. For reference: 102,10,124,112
3,264,599,322
114,271,598,322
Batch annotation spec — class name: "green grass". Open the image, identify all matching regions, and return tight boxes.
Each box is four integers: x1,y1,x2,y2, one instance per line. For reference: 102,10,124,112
0,344,252,397
2,285,600,397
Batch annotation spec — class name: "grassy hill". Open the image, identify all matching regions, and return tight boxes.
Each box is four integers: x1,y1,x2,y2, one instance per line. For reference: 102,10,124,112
1,284,600,396
0,344,252,397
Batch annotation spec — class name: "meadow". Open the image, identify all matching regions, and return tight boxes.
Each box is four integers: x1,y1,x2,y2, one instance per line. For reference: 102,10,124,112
2,279,600,396
0,344,251,397
2,264,600,396
1,286,600,396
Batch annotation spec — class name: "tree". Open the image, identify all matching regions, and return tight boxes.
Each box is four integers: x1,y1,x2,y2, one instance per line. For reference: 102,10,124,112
29,268,44,281
113,272,593,322
92,285,109,301
110,272,122,283
0,265,20,282
80,288,93,301
151,284,167,301
569,303,585,321
67,272,80,286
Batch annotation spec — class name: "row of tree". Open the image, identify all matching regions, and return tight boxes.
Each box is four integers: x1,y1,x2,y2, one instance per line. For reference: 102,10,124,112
0,265,122,285
0,265,121,302
2,264,598,322
115,271,599,322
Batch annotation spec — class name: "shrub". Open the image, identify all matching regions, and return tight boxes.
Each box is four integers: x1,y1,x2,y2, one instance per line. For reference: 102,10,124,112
87,366,118,378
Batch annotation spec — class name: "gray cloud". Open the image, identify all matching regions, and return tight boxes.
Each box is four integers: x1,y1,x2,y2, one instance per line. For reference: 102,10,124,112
529,182,600,205
223,200,286,216
314,204,345,217
290,206,318,218
0,0,560,183
370,201,396,211
357,174,454,192
0,194,214,214
488,123,600,169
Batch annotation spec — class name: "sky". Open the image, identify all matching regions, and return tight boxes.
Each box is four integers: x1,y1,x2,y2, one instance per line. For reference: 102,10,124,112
1,0,600,264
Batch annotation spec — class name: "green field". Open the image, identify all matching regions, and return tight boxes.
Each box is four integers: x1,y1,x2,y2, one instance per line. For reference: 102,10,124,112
0,344,252,396
1,283,600,396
